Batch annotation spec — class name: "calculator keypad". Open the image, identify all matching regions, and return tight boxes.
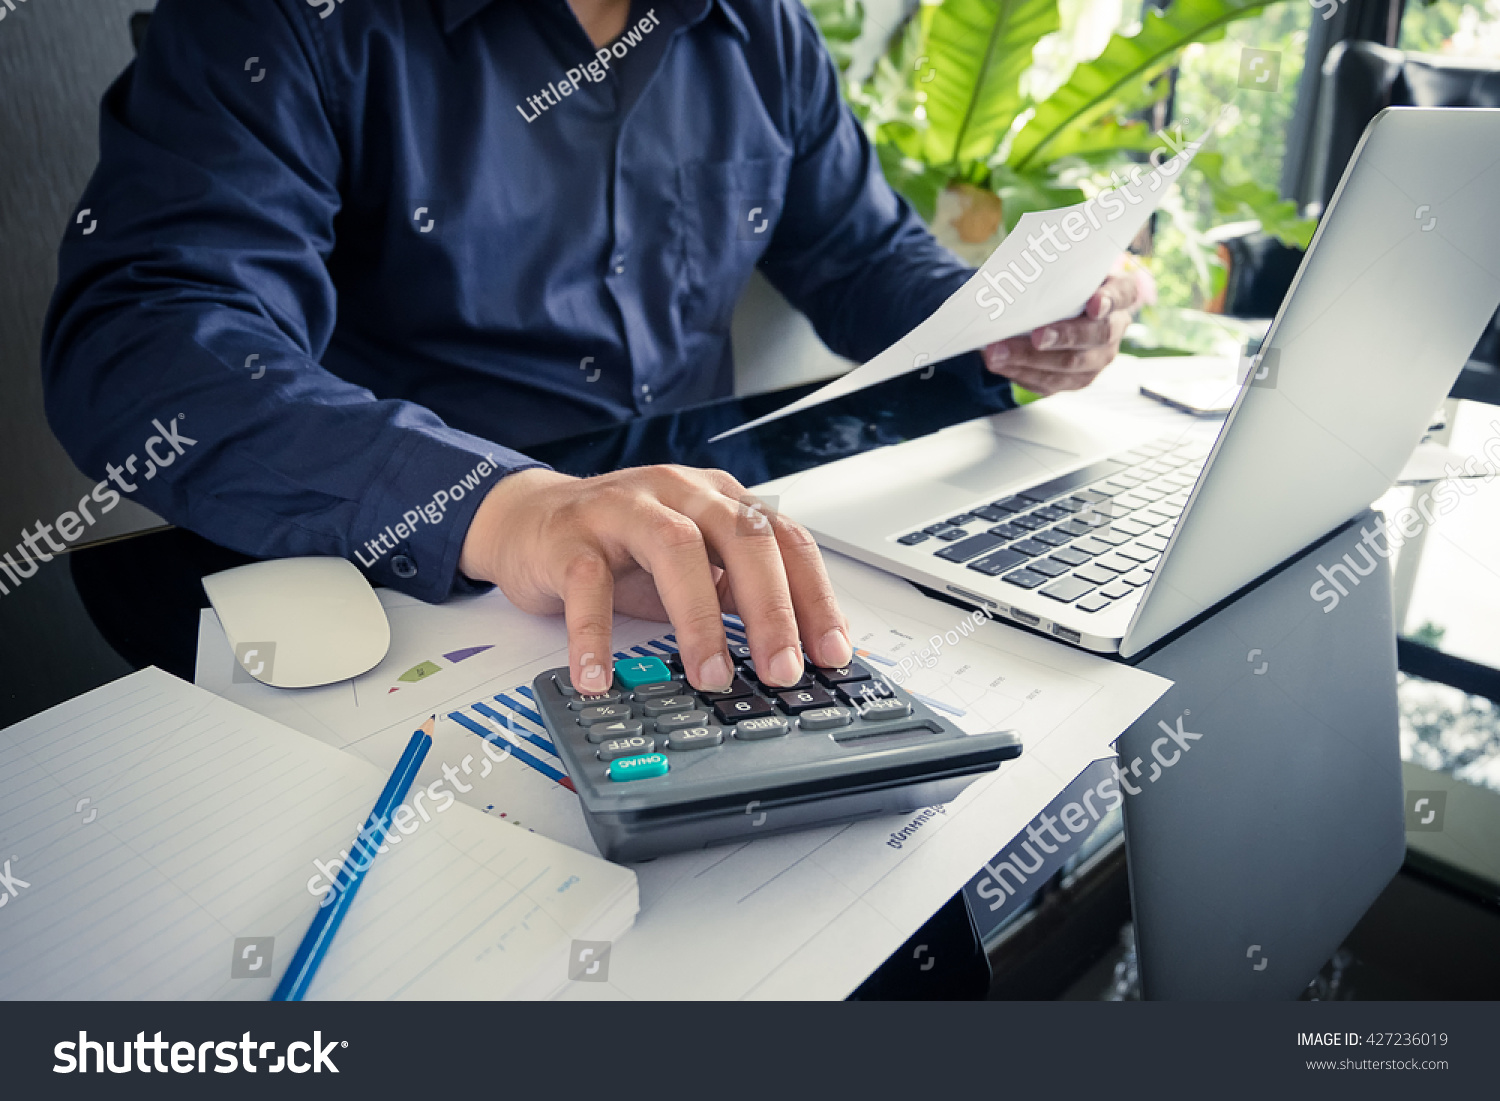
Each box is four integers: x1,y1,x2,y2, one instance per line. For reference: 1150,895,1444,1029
551,649,929,778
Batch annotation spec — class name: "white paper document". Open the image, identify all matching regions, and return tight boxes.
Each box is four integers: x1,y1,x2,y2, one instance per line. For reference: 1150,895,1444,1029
196,552,1170,999
712,133,1206,441
0,668,637,1000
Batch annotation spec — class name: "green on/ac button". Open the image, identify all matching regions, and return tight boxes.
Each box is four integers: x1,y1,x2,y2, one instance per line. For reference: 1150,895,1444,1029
608,753,669,782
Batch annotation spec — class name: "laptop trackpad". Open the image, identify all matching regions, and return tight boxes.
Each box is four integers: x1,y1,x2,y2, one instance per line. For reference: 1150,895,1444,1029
937,436,1083,496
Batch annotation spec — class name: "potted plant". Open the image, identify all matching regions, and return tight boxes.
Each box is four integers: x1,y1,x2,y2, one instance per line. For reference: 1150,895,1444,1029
812,0,1316,283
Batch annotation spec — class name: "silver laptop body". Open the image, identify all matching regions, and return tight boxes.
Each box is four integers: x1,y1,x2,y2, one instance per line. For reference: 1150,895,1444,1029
762,107,1500,658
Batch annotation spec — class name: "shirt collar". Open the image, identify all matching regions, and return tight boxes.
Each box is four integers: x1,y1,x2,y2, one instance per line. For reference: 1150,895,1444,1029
438,0,749,42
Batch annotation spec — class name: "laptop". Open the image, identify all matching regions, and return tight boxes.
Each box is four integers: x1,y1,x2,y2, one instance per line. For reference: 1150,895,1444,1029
762,107,1500,659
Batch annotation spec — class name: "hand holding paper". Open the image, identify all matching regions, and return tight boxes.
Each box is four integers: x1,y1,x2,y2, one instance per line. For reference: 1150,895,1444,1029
711,128,1207,440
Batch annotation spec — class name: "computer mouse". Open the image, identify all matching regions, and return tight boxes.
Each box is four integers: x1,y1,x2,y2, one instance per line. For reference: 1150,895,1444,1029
202,557,391,688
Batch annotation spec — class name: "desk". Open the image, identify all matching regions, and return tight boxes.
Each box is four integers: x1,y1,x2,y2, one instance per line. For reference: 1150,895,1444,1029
0,354,1480,998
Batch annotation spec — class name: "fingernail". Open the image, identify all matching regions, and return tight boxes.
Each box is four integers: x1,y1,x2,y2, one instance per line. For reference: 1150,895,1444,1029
989,343,1010,364
698,652,732,692
579,662,607,691
820,627,853,667
768,647,803,687
1036,328,1059,350
1096,295,1112,318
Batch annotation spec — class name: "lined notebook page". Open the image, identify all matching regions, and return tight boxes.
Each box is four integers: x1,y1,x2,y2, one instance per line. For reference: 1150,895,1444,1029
0,668,635,1000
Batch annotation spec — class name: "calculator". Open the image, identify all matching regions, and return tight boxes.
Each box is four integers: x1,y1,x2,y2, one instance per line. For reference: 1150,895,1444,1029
532,649,1023,861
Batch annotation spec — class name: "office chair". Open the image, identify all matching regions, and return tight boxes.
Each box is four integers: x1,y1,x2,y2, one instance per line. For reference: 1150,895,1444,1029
1213,41,1500,373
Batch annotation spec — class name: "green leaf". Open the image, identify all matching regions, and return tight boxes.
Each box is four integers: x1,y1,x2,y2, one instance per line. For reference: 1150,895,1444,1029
1032,116,1160,166
875,141,950,222
805,0,866,72
1190,151,1317,249
1009,0,1289,173
987,165,1087,231
920,0,1061,168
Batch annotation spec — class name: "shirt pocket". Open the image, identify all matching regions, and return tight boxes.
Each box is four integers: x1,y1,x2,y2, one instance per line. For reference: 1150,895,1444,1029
677,155,791,334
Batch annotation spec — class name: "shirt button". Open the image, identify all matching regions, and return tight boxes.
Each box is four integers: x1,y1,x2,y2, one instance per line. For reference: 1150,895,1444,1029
391,554,418,579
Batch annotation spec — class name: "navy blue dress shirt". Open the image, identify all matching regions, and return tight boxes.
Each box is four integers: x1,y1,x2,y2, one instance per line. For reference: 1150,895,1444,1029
43,0,1011,602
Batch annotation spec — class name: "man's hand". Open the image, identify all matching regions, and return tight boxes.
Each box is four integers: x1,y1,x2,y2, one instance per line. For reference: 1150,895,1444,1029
981,258,1156,396
459,466,853,695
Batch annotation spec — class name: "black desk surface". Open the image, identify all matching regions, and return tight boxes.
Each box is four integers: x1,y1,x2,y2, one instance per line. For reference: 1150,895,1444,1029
0,362,1014,730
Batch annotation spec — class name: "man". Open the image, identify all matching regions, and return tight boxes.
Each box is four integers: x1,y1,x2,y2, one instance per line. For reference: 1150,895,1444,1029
43,0,1144,697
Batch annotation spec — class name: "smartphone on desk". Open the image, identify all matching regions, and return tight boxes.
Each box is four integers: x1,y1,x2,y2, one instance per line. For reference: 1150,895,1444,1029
1139,377,1239,417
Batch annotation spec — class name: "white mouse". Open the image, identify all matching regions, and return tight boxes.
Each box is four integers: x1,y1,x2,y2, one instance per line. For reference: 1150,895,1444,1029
202,557,391,688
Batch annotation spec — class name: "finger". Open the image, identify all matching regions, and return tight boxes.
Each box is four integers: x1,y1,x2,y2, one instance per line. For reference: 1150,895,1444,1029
769,512,852,669
663,476,806,688
982,337,1032,374
1085,270,1141,320
560,550,616,695
614,497,734,692
1030,314,1114,352
1002,345,1118,376
690,469,850,671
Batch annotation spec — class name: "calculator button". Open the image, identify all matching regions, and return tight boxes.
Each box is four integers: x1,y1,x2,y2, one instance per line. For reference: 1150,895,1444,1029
552,671,579,696
776,687,838,714
667,727,724,751
728,642,753,661
655,709,712,731
631,680,683,699
712,696,776,724
642,695,697,716
1100,581,1134,599
856,698,912,722
608,753,669,781
838,679,895,707
597,734,657,761
1075,593,1113,613
698,676,757,703
742,661,815,690
568,691,623,710
798,706,854,730
613,656,672,689
586,718,645,743
578,703,633,725
734,716,790,740
897,531,930,545
934,528,969,542
813,661,872,687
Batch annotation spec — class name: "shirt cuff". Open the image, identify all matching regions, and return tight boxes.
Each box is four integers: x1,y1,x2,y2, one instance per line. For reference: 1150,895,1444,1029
350,430,548,603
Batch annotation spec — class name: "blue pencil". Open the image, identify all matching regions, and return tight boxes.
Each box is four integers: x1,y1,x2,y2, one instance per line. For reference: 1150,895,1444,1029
271,717,434,1001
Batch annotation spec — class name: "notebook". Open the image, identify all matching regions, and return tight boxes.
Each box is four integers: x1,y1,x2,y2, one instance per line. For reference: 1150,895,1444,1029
0,667,637,1000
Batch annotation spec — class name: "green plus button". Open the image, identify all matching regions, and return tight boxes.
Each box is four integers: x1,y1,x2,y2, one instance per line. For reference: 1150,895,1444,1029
613,656,671,689
608,753,669,782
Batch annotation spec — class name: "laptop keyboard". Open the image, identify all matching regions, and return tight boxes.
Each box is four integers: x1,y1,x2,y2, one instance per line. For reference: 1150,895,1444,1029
893,438,1207,615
